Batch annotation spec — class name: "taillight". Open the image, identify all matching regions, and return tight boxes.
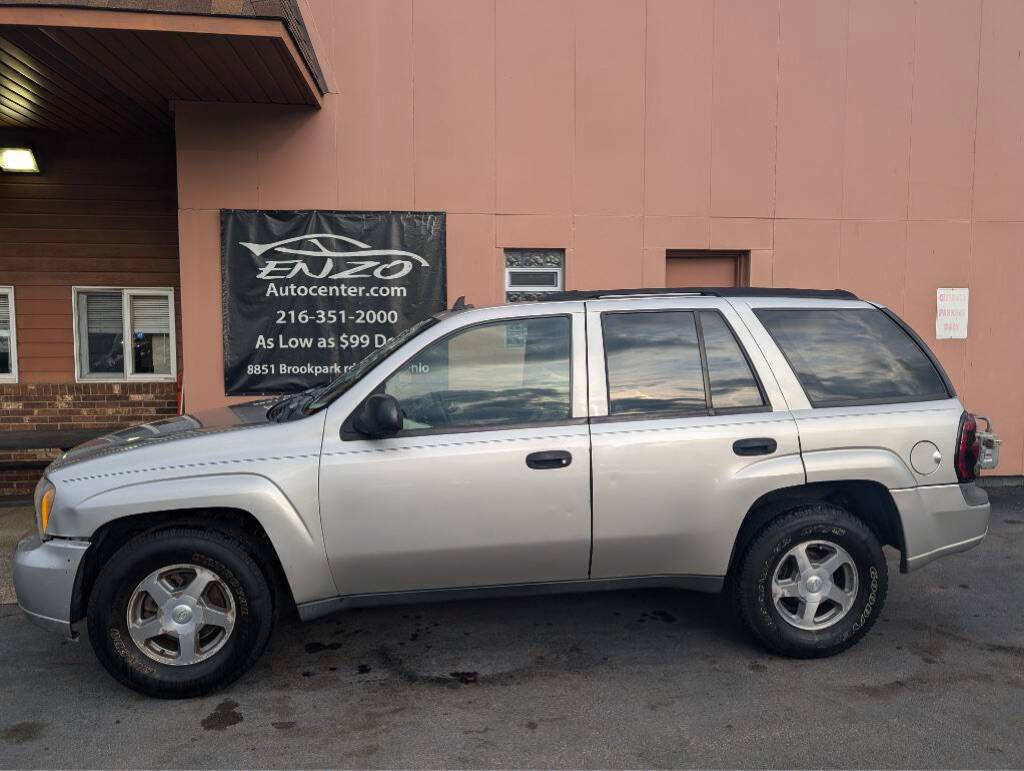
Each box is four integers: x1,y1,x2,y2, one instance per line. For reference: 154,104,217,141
955,412,981,482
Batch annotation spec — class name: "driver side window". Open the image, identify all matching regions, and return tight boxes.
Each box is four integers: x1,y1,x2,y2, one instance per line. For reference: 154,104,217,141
383,316,572,432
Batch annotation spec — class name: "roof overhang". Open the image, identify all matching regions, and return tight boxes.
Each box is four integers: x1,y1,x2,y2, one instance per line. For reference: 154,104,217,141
0,4,322,135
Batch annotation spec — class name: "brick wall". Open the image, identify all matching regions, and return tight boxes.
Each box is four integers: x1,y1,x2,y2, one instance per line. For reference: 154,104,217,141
0,382,178,497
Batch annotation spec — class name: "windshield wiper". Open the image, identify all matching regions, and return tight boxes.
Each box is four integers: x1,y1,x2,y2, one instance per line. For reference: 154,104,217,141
267,385,327,422
266,394,299,422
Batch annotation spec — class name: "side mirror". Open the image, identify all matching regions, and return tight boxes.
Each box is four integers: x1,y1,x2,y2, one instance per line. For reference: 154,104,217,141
352,393,403,438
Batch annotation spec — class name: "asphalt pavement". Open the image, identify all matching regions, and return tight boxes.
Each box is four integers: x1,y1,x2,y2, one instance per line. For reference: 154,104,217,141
1,489,1022,769
0,503,34,605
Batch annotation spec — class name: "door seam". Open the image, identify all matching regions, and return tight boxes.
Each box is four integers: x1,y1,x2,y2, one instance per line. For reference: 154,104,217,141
584,304,595,578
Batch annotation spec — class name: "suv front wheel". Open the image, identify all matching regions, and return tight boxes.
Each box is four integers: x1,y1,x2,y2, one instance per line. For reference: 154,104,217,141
87,527,275,698
734,504,888,658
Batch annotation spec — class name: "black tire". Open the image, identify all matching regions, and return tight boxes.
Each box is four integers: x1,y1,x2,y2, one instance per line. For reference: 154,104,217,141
86,527,275,698
733,504,888,658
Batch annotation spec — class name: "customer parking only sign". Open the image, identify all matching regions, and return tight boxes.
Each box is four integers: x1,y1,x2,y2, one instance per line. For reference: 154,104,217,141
221,210,446,395
936,287,969,340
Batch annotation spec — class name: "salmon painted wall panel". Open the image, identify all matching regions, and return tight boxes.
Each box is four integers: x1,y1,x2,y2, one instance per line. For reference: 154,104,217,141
174,0,1024,473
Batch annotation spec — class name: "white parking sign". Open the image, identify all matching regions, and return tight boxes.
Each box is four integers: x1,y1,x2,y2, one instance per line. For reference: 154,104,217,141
936,288,969,339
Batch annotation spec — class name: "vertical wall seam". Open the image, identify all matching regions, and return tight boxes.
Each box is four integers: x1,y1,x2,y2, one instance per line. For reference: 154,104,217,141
569,0,577,288
641,0,648,219
766,0,779,280
968,0,984,225
333,12,341,209
902,0,920,315
708,0,716,220
905,0,919,227
410,0,416,210
965,0,985,396
640,0,648,285
838,0,851,223
837,0,855,289
492,0,498,297
334,0,343,207
770,0,781,221
492,0,498,230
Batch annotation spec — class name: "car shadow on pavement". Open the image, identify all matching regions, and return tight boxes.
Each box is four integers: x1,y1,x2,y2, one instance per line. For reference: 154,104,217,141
256,586,751,691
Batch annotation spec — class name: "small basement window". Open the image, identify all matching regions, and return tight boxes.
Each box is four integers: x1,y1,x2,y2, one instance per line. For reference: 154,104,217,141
505,248,565,303
73,287,176,382
0,286,17,382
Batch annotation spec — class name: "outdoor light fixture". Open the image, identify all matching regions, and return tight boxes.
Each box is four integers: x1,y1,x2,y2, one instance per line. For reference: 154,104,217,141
0,147,39,173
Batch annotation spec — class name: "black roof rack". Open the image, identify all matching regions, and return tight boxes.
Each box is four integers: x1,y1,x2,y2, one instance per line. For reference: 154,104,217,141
543,287,859,301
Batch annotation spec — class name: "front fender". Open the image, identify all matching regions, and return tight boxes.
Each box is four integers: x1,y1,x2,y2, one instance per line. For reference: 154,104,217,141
51,473,338,605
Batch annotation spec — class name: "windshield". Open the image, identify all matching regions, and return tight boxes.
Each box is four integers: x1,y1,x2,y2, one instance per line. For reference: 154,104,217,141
302,316,438,414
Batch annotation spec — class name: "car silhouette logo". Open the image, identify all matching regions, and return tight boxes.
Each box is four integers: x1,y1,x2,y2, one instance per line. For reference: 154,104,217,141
241,233,429,281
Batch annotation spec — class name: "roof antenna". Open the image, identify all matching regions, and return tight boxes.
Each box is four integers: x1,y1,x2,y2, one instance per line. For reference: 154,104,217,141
451,295,473,311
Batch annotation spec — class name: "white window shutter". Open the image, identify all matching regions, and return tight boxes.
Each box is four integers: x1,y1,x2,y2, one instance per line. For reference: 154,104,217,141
85,293,123,334
130,295,170,335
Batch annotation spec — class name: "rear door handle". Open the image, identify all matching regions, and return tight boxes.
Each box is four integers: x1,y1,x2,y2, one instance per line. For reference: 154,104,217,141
733,438,777,456
526,450,572,470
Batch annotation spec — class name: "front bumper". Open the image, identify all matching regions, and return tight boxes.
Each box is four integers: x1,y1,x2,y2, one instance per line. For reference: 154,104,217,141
892,482,990,572
12,535,90,637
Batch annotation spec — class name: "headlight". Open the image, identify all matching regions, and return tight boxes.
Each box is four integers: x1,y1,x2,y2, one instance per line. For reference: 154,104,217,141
34,478,55,537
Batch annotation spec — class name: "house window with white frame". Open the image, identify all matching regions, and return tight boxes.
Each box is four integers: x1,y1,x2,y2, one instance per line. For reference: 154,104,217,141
73,288,176,381
504,249,565,303
0,286,18,382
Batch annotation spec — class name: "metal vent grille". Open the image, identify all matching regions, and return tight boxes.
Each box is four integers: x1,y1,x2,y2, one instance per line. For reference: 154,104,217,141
505,248,565,303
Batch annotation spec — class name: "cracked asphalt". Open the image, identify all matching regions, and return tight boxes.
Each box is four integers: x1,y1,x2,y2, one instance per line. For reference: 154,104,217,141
1,488,1022,769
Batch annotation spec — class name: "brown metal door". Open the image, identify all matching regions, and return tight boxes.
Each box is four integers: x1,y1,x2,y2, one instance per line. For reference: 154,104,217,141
665,250,745,287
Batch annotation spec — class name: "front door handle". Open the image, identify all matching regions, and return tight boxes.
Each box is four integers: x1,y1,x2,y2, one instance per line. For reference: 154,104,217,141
526,450,572,470
733,438,777,456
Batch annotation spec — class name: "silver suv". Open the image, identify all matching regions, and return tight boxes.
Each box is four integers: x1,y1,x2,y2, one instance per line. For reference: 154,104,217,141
14,288,999,698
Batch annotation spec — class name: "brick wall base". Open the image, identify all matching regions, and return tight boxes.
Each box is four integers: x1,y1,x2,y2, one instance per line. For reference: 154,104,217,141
0,448,60,498
0,383,179,498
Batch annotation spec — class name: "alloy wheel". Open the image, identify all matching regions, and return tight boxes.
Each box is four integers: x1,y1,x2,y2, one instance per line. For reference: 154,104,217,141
770,540,859,631
125,563,236,666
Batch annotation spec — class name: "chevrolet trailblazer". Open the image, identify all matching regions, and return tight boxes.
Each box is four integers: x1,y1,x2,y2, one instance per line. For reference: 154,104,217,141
14,288,998,697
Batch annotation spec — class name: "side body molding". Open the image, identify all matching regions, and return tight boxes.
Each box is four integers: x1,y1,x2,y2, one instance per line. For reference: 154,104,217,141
66,474,338,604
731,453,806,485
801,448,917,490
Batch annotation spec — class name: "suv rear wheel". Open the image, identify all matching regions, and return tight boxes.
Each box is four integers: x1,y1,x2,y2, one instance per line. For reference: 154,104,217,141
734,504,888,657
87,527,274,698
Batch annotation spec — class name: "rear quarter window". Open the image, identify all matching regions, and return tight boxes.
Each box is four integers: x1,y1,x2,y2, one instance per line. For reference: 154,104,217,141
754,308,950,407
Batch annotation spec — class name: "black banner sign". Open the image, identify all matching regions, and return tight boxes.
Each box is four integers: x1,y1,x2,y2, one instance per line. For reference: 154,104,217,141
221,210,446,395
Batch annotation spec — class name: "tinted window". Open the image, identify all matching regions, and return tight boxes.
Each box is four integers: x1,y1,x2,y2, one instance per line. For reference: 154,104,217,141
603,311,706,415
383,316,571,431
699,311,764,409
755,308,948,407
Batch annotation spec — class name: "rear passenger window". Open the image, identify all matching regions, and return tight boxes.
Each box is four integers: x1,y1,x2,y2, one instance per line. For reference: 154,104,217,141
602,311,705,416
755,308,949,407
699,311,764,409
